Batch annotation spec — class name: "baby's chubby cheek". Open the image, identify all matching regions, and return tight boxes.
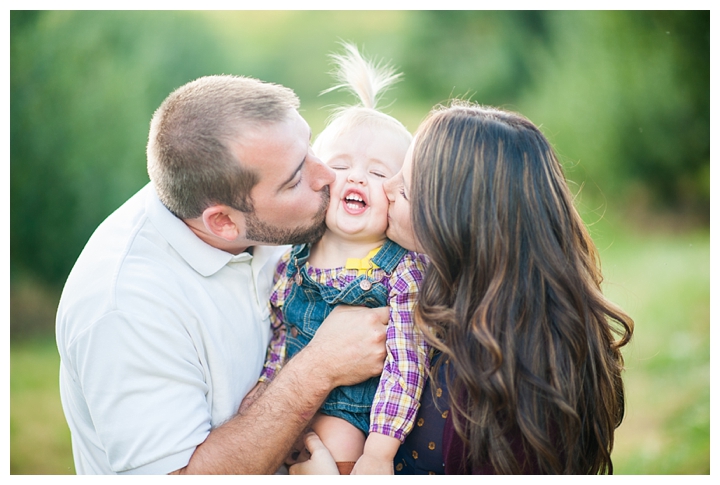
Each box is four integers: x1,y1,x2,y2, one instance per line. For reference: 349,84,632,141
328,179,344,203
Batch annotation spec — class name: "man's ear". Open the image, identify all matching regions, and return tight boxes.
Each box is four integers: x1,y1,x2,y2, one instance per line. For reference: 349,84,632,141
201,205,244,242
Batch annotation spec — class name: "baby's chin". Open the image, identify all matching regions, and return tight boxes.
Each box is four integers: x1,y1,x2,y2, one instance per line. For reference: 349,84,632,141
324,220,389,243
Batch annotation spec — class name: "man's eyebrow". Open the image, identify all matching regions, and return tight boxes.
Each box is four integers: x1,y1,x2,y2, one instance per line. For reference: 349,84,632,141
279,157,305,191
277,124,312,191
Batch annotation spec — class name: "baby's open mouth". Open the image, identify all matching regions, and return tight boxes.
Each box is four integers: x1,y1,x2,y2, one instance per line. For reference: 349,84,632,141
344,193,366,210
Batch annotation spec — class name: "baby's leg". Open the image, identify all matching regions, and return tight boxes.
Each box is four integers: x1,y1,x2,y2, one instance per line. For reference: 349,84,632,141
312,414,365,472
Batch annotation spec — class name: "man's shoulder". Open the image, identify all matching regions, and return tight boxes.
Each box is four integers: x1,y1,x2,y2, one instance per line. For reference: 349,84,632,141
82,183,154,250
57,186,188,318
69,186,157,270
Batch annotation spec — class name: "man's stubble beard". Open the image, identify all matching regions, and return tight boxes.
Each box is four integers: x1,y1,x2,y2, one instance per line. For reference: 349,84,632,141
244,187,329,246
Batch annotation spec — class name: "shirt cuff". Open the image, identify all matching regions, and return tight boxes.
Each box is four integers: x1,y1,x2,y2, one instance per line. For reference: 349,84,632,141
117,447,195,475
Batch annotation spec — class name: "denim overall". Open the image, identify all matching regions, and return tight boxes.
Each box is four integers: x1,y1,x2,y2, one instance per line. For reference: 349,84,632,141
283,239,408,434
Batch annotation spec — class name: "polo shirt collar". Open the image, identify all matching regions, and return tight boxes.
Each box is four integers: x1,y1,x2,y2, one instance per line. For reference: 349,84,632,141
144,184,246,277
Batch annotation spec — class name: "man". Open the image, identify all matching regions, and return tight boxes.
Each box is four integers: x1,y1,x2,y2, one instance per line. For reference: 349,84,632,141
55,75,389,474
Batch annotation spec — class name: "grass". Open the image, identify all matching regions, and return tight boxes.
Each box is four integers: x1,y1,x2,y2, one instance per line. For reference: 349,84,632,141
10,337,75,475
597,224,710,474
9,222,710,475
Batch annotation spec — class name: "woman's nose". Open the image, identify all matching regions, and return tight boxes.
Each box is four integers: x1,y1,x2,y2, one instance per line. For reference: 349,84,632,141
384,176,396,201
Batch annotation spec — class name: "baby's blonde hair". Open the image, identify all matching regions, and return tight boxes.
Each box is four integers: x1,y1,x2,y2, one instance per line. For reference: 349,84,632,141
313,42,411,156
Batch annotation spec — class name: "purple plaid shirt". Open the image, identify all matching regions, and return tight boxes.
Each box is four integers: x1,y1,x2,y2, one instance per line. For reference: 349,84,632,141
260,247,430,442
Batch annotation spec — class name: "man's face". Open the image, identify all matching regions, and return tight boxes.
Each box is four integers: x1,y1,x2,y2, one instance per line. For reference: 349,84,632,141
232,110,336,246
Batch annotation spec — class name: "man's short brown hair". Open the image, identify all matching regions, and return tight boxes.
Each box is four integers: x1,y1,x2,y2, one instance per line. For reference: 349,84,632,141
147,75,300,219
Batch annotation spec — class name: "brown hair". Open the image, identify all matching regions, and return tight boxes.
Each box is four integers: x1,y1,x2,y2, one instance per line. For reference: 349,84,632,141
147,75,299,219
412,101,633,474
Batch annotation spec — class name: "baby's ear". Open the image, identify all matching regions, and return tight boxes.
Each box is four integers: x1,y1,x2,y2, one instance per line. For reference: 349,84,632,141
201,205,242,242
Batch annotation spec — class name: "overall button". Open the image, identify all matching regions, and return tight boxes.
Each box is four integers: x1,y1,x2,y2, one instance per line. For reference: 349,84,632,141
290,327,298,338
360,279,372,291
294,273,303,285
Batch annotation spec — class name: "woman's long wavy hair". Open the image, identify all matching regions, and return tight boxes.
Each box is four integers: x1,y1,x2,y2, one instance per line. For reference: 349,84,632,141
411,102,633,474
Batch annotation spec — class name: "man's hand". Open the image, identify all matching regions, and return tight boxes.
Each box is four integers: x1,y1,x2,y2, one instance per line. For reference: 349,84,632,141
305,305,389,389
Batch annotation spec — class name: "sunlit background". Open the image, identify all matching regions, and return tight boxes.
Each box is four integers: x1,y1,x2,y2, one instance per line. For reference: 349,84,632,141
9,10,709,474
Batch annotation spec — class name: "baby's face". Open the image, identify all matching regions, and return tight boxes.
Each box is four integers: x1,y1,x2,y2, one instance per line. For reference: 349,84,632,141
318,124,408,242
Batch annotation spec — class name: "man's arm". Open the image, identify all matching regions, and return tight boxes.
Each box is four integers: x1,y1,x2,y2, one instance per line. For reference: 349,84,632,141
171,305,389,474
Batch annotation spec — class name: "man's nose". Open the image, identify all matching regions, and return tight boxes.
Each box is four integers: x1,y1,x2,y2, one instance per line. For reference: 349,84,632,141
308,155,335,190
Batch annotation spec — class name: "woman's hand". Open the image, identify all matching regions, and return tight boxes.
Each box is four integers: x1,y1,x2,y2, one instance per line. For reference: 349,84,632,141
288,432,339,475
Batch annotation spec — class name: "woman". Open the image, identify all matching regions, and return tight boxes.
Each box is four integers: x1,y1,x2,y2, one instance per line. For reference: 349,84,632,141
291,101,633,475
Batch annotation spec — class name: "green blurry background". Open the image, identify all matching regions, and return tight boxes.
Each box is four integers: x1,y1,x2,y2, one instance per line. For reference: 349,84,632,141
10,10,709,474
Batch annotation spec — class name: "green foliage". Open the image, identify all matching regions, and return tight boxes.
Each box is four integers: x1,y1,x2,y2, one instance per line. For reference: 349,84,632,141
11,11,234,285
10,10,709,295
398,11,709,217
517,11,709,215
9,11,709,475
400,11,550,105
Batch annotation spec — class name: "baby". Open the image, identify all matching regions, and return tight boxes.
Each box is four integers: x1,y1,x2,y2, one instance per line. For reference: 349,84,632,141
251,44,429,475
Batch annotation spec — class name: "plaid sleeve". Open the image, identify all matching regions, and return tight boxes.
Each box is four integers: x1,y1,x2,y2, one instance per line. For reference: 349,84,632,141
258,250,293,383
369,252,430,441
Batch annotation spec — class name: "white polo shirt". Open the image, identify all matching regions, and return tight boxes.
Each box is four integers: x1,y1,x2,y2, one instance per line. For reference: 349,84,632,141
56,183,288,474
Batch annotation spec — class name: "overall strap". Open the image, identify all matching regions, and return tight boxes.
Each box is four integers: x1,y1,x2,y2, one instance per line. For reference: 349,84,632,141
371,239,409,274
285,243,311,277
